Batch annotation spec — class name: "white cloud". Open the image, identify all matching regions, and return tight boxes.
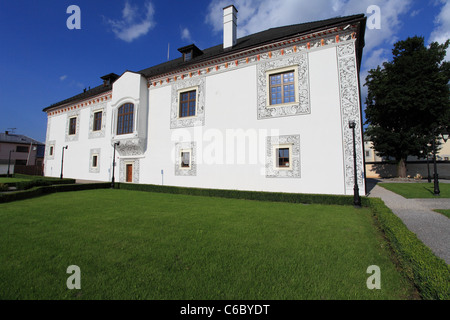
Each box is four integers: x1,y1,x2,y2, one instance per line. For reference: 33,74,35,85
429,0,450,60
60,75,67,81
205,0,412,71
181,27,192,42
106,1,156,42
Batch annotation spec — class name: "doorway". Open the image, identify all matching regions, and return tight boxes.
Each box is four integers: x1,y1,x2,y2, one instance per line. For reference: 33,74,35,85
126,164,133,182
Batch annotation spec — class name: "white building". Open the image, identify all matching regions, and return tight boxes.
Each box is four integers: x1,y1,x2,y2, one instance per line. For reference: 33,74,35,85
43,7,367,196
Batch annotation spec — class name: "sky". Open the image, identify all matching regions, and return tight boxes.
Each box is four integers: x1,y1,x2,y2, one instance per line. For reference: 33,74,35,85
0,0,449,143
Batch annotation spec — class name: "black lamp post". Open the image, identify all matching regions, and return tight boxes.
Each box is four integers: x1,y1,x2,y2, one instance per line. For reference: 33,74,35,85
111,141,120,188
349,120,361,207
60,145,68,179
7,150,14,177
432,130,449,196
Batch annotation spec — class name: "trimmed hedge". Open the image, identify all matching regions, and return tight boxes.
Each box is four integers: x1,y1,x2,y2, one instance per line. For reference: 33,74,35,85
368,198,450,300
117,182,371,206
0,183,111,203
1,174,76,190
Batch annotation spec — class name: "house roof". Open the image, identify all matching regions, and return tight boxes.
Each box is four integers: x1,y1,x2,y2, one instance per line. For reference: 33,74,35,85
0,132,44,145
43,13,366,112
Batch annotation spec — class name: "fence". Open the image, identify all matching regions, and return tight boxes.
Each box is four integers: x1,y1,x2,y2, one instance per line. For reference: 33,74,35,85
366,161,450,179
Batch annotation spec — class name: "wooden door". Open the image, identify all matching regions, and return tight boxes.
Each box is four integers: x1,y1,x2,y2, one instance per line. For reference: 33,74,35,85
126,164,133,182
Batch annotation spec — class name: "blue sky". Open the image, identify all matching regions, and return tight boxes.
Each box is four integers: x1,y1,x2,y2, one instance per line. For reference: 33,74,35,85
0,0,448,143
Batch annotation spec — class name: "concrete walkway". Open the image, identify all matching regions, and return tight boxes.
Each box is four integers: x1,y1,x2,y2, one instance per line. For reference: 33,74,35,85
366,179,450,265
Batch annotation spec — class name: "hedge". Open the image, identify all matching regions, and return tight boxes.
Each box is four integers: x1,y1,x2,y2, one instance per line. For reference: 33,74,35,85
1,174,76,190
117,182,371,206
367,198,450,300
0,183,111,203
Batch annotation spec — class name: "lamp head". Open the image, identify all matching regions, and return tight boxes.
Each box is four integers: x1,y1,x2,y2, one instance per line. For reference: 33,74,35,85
349,120,356,129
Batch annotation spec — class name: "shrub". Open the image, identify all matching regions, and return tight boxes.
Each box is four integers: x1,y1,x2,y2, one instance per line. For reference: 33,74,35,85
0,183,110,203
368,198,450,300
117,182,365,206
0,183,9,192
14,177,76,190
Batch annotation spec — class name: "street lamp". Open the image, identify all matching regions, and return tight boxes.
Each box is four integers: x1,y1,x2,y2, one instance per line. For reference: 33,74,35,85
349,120,361,207
7,150,14,177
432,130,449,196
111,141,120,188
60,145,68,179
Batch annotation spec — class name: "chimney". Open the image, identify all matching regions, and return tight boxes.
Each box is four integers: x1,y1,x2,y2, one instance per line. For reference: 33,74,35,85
223,5,237,49
5,131,8,135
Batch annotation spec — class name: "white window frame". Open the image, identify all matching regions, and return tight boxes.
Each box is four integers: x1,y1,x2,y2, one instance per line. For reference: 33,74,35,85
92,154,99,168
179,149,192,169
273,144,293,171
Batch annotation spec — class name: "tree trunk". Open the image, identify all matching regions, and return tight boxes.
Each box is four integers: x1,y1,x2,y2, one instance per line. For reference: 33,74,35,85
397,158,407,178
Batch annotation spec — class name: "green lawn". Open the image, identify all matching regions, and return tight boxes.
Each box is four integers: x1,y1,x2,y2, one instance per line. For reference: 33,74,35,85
434,209,450,219
0,189,416,300
379,182,450,198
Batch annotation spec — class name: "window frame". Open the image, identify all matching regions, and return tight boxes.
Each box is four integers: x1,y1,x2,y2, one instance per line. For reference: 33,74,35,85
68,117,77,135
183,50,193,62
16,146,29,153
93,111,102,132
49,146,54,156
92,154,98,168
179,149,192,169
272,144,293,171
178,88,197,119
116,103,135,135
265,65,299,108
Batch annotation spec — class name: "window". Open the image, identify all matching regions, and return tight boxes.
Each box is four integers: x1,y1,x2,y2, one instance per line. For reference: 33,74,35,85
16,146,29,153
92,155,98,168
49,146,54,156
180,151,191,168
184,51,192,62
69,117,77,135
93,111,102,131
276,148,290,168
117,103,134,135
269,70,295,105
15,160,27,165
179,90,196,118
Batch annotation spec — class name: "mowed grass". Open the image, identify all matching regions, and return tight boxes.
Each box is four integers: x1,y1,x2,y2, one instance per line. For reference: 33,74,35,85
434,209,450,219
379,182,450,198
0,189,416,300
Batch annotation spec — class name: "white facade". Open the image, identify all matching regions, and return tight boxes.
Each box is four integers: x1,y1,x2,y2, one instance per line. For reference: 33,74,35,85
44,13,366,196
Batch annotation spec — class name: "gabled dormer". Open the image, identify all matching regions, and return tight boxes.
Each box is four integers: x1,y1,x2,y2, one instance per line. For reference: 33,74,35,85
177,44,203,62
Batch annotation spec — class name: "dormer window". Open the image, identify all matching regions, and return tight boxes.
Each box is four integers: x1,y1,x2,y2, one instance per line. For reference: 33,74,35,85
178,44,203,62
184,51,192,62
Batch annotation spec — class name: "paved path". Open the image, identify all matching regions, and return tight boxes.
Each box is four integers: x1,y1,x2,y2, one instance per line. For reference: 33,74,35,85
366,179,450,265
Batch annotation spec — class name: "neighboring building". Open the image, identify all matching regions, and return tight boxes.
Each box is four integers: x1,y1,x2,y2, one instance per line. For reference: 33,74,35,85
0,131,45,175
365,136,450,179
43,7,367,195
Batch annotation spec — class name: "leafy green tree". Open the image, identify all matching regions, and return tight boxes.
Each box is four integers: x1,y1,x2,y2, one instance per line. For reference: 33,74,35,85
364,36,450,177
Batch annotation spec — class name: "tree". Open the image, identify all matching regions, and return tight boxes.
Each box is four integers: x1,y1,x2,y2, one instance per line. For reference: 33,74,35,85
364,36,450,178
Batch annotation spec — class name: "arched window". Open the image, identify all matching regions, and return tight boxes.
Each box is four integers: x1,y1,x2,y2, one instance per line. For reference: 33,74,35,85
117,103,134,135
